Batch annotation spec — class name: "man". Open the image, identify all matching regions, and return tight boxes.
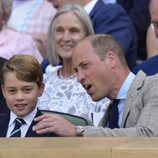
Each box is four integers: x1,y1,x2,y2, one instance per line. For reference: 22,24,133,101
0,57,9,114
7,0,56,58
132,0,158,75
33,34,158,137
103,0,151,61
47,0,137,69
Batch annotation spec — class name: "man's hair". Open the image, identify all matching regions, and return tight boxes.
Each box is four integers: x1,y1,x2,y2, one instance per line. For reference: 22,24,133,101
1,54,43,87
47,4,94,66
88,34,127,65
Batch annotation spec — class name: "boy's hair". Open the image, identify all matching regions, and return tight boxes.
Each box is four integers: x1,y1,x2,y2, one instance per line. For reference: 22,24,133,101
1,54,43,87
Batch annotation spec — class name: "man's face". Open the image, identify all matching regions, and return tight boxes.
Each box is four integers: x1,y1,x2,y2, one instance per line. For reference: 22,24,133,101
47,0,73,8
72,41,114,101
2,72,44,117
150,0,158,38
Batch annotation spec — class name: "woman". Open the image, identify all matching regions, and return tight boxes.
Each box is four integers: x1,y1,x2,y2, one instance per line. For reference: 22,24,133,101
0,0,43,63
38,4,109,125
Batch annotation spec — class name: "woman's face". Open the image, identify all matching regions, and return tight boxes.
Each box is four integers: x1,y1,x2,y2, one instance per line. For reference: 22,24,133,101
54,12,86,61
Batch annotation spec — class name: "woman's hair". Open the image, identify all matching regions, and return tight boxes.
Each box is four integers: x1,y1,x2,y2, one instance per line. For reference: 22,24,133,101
0,0,12,22
47,4,94,66
1,54,43,87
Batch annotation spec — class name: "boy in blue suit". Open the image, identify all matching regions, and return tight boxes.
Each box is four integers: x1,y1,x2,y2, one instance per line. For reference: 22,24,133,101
0,54,57,137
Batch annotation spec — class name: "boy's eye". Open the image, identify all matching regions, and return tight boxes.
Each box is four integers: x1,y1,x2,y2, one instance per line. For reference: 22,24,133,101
8,89,16,94
24,88,32,93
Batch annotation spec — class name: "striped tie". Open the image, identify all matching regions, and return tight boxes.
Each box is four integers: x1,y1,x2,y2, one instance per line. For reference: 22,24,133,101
10,118,25,137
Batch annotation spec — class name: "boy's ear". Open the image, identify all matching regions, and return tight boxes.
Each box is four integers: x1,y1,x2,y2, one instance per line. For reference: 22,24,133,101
39,82,45,96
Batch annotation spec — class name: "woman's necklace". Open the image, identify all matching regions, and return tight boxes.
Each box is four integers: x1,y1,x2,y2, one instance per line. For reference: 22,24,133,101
58,68,76,80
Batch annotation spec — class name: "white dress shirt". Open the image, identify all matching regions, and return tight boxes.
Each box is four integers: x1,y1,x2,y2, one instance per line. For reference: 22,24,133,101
116,72,135,127
7,108,37,137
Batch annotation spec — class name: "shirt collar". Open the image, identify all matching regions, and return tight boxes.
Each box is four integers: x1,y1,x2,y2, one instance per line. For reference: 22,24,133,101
9,108,37,127
84,0,98,14
116,72,135,100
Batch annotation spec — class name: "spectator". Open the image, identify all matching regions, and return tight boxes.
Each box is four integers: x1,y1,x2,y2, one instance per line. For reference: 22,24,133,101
38,4,110,126
47,0,137,69
0,54,58,137
7,0,57,58
33,34,158,137
0,0,43,63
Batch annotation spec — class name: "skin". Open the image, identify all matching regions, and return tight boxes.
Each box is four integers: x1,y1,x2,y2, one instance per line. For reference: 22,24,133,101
73,40,127,101
54,11,87,78
150,0,158,38
55,11,86,67
2,72,44,117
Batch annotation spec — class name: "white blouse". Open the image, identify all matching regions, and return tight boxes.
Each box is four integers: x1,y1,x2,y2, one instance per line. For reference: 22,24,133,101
38,65,110,126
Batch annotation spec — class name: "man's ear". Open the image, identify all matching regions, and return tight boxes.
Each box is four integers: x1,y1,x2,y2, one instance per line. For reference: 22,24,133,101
105,51,117,68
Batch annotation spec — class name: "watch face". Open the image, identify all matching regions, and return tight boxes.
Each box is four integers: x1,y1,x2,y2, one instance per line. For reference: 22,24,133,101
75,126,85,137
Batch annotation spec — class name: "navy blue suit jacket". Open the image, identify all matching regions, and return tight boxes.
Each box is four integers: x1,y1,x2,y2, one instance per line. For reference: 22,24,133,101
133,55,158,76
117,0,150,60
0,57,9,114
89,0,137,69
0,109,58,137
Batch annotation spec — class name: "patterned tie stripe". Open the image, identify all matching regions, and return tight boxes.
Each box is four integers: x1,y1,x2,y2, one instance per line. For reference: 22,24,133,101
10,118,25,137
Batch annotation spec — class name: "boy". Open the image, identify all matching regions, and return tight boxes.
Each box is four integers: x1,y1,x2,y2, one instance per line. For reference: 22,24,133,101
0,54,57,137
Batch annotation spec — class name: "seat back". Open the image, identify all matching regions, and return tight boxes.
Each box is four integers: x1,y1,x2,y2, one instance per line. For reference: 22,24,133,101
41,110,93,126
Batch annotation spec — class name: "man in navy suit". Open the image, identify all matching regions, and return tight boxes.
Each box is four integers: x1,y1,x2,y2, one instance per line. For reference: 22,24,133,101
0,57,9,114
103,0,150,61
0,54,57,137
132,0,158,76
46,0,137,70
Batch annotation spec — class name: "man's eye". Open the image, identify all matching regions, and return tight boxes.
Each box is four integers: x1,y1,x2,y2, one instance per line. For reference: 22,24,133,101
82,63,89,69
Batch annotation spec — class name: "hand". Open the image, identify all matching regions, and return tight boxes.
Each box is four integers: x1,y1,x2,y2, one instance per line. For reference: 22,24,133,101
33,114,76,136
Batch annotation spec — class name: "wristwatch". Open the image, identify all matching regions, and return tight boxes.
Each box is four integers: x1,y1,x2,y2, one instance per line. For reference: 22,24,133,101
75,126,86,137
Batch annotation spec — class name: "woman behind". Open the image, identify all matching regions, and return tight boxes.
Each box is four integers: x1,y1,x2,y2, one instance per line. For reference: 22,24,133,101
0,0,43,63
38,4,110,126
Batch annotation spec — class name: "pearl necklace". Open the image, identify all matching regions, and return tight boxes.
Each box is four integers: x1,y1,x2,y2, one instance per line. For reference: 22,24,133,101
58,68,76,80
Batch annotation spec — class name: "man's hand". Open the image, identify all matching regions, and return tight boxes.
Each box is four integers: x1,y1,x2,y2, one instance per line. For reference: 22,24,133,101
33,114,76,136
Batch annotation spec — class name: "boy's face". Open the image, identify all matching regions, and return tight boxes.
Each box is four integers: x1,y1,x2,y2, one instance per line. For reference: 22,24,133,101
1,72,44,117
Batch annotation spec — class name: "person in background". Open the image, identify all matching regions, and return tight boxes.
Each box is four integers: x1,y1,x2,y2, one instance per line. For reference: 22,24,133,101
0,57,9,114
33,34,158,137
0,54,58,137
132,0,158,76
38,4,110,126
103,0,151,61
47,0,137,70
7,0,57,59
0,0,42,63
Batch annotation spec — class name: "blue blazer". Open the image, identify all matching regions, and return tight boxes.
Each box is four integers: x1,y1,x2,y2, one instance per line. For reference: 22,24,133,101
133,55,158,76
89,0,137,69
117,0,150,60
0,109,58,137
0,57,9,114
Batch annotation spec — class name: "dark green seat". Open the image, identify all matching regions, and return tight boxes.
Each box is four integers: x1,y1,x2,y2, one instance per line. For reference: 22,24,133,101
41,110,93,126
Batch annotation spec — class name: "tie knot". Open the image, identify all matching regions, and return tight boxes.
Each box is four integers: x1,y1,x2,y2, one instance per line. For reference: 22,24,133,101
15,118,25,128
111,99,119,106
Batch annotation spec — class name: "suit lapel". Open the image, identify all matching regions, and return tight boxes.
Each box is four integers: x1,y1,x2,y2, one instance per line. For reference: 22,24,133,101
0,113,10,137
25,109,42,137
89,0,102,17
121,71,146,127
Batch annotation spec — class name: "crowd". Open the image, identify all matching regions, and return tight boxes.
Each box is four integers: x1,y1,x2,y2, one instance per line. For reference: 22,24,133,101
0,0,158,138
